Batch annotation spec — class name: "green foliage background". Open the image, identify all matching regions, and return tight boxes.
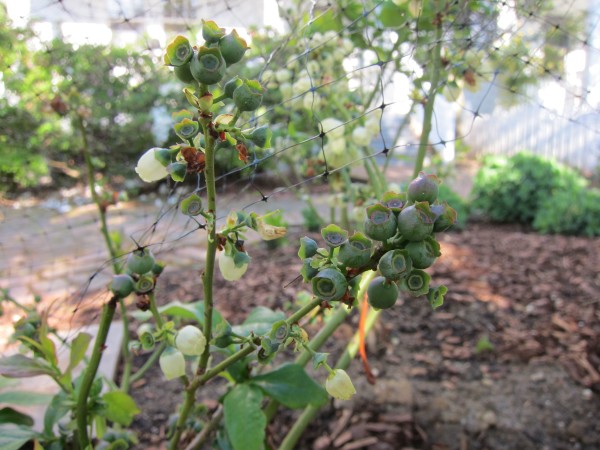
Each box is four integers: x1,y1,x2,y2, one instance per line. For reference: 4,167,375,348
0,7,170,193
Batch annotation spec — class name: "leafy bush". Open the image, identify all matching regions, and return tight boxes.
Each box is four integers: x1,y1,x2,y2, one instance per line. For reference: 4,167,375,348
533,186,600,236
471,153,585,224
0,7,170,193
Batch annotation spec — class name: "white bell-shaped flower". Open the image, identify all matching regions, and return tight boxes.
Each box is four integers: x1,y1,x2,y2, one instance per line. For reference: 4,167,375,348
135,148,169,183
175,325,207,356
321,118,345,140
352,126,371,147
218,251,249,281
325,369,356,400
159,346,186,380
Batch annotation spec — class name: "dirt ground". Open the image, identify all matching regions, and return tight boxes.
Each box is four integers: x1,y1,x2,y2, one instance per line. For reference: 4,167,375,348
125,222,600,450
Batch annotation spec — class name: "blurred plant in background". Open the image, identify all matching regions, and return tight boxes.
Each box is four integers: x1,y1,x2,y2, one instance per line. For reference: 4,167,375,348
0,6,170,194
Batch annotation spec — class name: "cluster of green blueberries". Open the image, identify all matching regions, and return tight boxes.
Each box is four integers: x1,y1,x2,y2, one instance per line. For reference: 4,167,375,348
300,172,457,310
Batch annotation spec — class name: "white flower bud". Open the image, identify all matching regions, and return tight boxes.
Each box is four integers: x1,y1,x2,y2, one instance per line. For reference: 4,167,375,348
262,69,275,82
159,346,186,380
135,148,169,183
352,126,371,147
275,69,291,83
365,113,381,135
293,77,312,95
321,118,345,140
218,251,249,281
325,138,345,155
175,325,207,356
325,369,356,400
342,39,354,54
307,61,320,76
303,92,321,110
277,82,291,100
324,31,338,42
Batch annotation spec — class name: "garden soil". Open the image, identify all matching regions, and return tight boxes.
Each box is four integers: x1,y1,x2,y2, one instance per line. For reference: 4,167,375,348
124,223,600,450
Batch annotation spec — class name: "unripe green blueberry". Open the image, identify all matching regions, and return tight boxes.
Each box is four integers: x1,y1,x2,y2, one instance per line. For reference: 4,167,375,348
110,274,135,298
173,118,200,140
201,19,225,43
402,269,431,297
174,62,196,84
381,191,407,214
233,79,264,112
367,276,399,309
301,258,319,282
219,30,249,65
431,202,458,232
243,126,272,148
164,35,193,67
427,285,448,309
224,77,243,98
363,203,397,241
377,249,412,281
338,232,372,268
180,193,203,216
407,172,440,204
405,236,441,269
311,268,348,302
397,202,436,241
127,248,156,275
135,274,155,294
298,236,319,259
321,224,348,248
190,47,227,85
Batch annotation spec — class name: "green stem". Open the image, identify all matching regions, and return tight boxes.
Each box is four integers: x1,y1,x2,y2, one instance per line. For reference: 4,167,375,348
128,342,167,386
118,298,133,392
77,113,135,394
169,116,218,450
148,292,165,329
363,156,385,198
184,406,224,450
76,295,118,449
279,289,381,450
264,272,376,423
413,3,444,178
77,114,119,272
382,100,417,174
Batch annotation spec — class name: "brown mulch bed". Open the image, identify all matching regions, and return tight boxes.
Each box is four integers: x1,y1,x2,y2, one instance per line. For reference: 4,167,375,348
124,222,600,450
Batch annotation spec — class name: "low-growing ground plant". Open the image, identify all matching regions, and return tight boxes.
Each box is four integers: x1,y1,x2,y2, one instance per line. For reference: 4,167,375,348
0,17,459,450
471,152,586,224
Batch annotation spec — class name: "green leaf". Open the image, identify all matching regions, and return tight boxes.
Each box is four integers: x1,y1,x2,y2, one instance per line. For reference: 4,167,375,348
0,390,52,405
43,391,71,437
223,384,266,450
0,407,34,426
0,424,39,450
232,306,285,337
67,332,92,374
378,1,406,28
250,364,328,409
131,300,230,335
100,391,140,426
0,355,55,378
131,301,197,322
308,9,342,33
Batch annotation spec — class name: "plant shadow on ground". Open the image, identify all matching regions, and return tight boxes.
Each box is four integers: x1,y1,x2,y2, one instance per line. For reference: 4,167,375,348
120,222,600,450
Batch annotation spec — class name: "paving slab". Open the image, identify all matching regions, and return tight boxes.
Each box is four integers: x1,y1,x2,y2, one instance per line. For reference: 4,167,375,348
1,321,124,432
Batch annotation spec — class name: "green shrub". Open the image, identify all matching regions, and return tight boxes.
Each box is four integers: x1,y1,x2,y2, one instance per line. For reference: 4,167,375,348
533,186,600,237
471,153,585,224
437,183,469,230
